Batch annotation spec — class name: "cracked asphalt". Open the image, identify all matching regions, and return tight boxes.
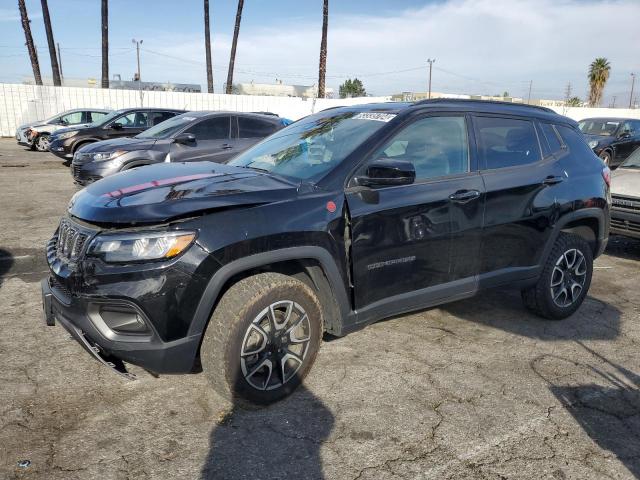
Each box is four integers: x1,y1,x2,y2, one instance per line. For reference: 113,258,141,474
0,138,639,479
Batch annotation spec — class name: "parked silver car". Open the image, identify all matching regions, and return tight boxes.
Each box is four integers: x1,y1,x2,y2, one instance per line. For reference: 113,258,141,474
610,148,640,239
15,108,111,152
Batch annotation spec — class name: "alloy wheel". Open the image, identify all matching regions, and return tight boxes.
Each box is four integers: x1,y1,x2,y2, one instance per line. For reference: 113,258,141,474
36,135,50,152
240,300,311,391
550,248,587,308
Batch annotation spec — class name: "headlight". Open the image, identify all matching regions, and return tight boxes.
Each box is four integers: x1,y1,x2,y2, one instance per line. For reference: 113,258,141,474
57,130,79,140
88,231,196,263
90,150,128,162
587,140,599,149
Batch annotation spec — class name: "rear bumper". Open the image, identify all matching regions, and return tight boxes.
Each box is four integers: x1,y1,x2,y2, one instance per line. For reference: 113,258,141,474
41,276,201,375
610,208,640,239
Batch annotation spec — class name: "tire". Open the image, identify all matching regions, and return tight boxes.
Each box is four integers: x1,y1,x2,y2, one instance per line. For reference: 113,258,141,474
521,233,593,320
200,272,323,407
599,150,611,166
34,134,50,152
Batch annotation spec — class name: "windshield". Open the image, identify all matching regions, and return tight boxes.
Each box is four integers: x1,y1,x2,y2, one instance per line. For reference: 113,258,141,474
136,114,196,139
228,110,395,182
578,119,620,136
620,148,640,168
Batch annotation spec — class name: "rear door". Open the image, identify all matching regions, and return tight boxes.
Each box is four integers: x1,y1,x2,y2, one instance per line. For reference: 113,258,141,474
346,113,484,313
235,116,280,153
170,116,233,163
473,115,561,287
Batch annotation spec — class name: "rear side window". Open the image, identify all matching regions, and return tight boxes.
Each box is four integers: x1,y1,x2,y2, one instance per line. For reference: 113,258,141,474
557,125,597,157
186,117,230,140
475,116,541,169
238,117,277,138
149,111,176,127
539,123,564,154
89,111,108,123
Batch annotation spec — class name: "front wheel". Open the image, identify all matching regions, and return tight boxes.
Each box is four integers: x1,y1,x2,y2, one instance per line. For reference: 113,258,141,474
599,150,611,166
200,273,323,406
34,134,50,152
522,233,593,320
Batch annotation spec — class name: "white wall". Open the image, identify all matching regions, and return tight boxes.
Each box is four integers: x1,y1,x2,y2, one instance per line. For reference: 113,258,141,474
0,83,391,137
2,82,640,137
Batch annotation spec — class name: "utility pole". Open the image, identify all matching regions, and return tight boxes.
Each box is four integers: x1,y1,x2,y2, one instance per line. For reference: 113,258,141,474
527,80,532,104
41,0,61,86
427,58,435,99
56,42,63,81
18,0,42,85
611,96,617,108
132,38,143,105
630,73,636,109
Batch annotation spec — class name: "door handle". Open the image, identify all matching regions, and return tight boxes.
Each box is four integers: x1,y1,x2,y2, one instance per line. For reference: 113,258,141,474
542,175,564,186
221,143,233,150
449,189,481,203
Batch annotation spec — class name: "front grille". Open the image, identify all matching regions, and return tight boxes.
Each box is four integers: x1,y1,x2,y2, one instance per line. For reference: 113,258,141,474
55,219,91,262
611,218,640,234
611,195,640,212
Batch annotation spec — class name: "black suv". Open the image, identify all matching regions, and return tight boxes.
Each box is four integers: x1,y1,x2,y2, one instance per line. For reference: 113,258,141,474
579,117,640,167
71,111,288,186
41,100,611,405
48,108,184,161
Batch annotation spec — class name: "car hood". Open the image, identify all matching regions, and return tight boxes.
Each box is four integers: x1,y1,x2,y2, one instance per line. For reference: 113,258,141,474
79,137,158,153
611,167,640,198
68,162,299,225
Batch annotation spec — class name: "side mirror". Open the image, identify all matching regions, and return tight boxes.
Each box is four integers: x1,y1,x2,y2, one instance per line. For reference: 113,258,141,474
111,122,123,130
355,159,416,187
174,133,196,145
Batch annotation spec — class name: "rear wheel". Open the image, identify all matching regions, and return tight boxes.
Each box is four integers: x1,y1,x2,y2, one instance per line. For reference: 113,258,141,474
34,134,50,152
200,273,323,406
522,233,593,320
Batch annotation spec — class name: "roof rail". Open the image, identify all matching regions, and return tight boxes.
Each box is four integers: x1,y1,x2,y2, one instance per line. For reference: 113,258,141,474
412,98,556,114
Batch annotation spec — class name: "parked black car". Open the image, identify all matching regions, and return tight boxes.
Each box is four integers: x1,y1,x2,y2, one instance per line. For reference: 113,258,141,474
71,111,289,186
42,100,610,405
48,108,185,162
579,117,640,167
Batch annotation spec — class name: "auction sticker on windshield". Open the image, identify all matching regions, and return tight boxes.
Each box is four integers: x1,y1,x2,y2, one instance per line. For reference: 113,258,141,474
353,112,397,122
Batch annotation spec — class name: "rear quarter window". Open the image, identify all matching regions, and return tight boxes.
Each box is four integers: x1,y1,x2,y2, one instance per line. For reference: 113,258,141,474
556,125,597,158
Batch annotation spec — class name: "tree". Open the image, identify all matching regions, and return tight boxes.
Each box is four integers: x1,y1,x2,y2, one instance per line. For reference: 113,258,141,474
40,0,61,86
588,57,611,107
204,0,213,93
225,0,244,94
18,0,42,85
566,96,582,107
317,0,328,98
339,78,366,98
101,0,108,88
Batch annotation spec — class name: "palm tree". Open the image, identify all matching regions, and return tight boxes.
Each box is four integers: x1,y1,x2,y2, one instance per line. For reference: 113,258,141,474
225,0,244,94
588,58,611,107
40,0,61,86
18,0,42,85
204,0,213,93
101,0,109,88
317,0,328,98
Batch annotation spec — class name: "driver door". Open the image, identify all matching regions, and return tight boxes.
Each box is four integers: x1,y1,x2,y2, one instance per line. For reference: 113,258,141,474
346,114,484,316
107,112,148,139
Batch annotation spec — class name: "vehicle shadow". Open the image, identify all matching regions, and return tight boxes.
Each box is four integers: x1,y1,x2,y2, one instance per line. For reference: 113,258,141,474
605,235,640,262
443,287,621,341
0,248,14,288
200,385,333,480
533,343,640,478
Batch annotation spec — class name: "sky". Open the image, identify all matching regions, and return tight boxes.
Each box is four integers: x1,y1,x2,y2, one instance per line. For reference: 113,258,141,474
1,0,639,104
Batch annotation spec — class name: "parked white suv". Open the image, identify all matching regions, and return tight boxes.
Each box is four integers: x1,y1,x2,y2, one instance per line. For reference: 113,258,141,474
15,108,111,152
610,147,640,239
